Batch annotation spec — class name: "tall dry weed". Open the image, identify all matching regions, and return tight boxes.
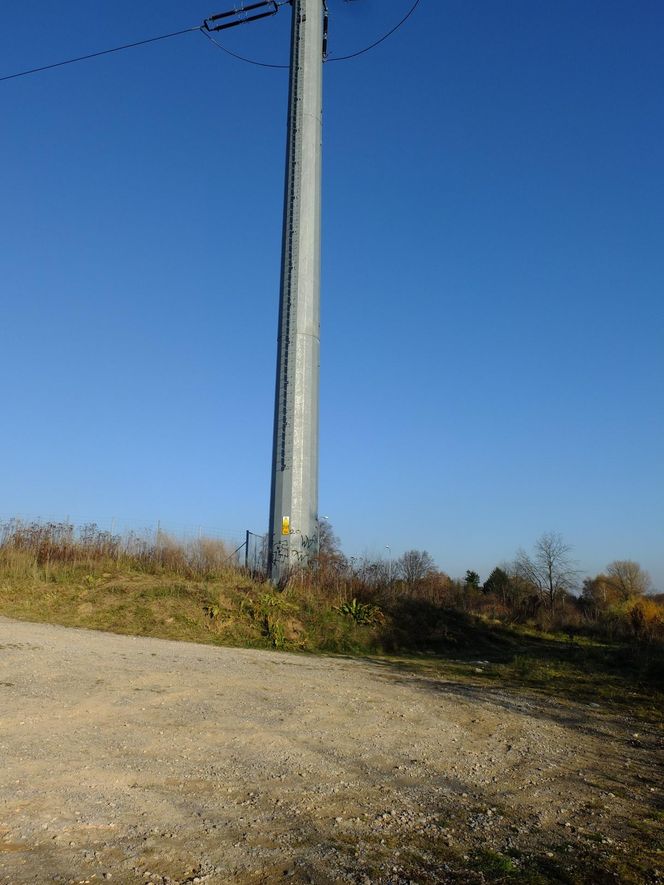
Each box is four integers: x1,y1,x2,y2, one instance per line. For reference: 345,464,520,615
0,520,242,581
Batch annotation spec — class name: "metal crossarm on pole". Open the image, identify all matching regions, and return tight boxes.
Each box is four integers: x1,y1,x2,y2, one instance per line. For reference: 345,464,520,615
203,2,280,33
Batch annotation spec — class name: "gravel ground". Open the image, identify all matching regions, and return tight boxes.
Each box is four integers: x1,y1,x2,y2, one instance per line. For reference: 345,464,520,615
0,617,662,884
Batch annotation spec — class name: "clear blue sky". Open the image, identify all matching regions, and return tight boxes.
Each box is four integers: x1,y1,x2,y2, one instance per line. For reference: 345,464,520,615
1,1,662,587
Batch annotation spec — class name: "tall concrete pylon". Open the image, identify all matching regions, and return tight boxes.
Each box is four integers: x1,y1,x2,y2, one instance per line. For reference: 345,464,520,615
268,0,324,583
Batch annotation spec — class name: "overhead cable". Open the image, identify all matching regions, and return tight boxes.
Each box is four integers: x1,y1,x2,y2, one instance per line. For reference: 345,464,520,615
0,0,423,84
199,0,423,71
0,26,200,83
325,0,422,63
199,28,288,70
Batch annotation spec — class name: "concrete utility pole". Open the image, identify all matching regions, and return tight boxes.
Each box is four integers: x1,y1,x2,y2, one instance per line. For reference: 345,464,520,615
268,0,324,583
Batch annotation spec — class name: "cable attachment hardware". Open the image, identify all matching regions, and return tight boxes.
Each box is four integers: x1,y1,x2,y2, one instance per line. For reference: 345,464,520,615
322,0,329,59
203,1,279,32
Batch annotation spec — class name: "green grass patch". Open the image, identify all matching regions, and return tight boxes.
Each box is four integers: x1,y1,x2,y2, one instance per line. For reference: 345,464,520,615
473,849,520,877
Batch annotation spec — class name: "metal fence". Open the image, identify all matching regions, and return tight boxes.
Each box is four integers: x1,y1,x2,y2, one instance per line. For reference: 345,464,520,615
244,530,268,578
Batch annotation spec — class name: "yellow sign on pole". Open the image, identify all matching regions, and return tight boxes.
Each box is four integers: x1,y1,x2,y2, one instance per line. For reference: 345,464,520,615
281,516,290,536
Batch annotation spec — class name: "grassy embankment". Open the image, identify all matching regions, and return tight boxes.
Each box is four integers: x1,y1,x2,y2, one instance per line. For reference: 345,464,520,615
1,537,663,726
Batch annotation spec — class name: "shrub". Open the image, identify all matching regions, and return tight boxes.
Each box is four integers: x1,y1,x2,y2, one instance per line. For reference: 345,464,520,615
336,598,384,626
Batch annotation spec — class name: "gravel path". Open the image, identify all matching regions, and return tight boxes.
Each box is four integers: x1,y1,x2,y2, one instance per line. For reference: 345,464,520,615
0,618,662,884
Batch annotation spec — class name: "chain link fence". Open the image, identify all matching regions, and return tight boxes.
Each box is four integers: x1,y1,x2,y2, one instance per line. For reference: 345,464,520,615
244,530,268,578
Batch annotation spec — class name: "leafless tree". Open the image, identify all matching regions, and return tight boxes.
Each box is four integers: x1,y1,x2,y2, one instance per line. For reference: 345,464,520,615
606,560,652,599
317,520,344,564
514,532,579,612
397,550,436,589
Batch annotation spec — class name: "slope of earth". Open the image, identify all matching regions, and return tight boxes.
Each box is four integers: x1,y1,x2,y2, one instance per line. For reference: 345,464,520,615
0,618,662,884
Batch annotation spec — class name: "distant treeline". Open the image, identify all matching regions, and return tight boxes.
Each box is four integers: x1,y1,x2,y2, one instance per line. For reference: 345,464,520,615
313,524,663,645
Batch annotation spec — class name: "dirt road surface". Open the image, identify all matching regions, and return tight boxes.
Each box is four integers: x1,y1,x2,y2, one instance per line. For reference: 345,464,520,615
1,618,662,884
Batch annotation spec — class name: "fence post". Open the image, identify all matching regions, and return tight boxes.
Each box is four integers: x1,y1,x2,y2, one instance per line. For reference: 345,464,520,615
245,530,250,570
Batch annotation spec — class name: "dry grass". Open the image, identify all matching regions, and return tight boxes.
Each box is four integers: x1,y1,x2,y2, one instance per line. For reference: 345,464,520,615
0,519,241,580
0,520,378,654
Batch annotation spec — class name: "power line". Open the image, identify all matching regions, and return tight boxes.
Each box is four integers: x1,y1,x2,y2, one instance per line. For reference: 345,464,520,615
326,0,421,63
0,0,422,84
202,0,423,69
199,27,288,69
201,0,423,70
0,25,200,83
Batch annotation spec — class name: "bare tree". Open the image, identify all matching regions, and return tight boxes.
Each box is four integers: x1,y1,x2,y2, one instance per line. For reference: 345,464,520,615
344,554,390,590
514,532,579,612
318,520,343,563
606,560,651,600
396,550,436,590
313,520,348,595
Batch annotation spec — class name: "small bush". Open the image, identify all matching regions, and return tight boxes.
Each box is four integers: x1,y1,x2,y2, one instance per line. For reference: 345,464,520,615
336,598,384,626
